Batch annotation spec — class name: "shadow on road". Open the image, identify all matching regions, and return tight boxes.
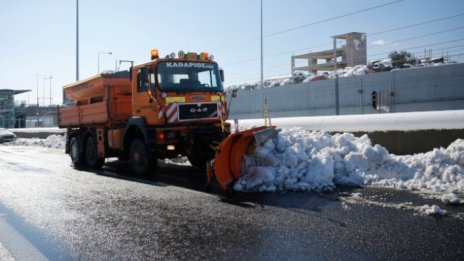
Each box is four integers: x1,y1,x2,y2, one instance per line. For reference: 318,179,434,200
97,159,207,190
83,158,359,218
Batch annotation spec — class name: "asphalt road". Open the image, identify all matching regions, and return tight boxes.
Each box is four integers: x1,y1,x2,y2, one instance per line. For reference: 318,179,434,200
0,145,463,260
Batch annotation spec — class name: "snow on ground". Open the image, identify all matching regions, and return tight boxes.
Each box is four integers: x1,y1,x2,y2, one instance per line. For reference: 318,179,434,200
420,205,446,216
1,126,463,202
229,110,464,132
234,127,464,202
5,134,65,149
0,243,14,261
163,157,192,166
441,193,460,205
9,127,66,134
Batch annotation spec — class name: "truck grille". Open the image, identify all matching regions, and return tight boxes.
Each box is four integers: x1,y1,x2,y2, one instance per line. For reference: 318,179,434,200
178,103,218,121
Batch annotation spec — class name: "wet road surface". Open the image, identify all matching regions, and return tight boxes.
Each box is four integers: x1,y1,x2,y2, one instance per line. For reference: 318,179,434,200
0,146,463,260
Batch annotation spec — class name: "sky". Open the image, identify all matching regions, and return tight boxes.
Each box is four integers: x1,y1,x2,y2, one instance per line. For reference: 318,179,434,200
1,0,463,105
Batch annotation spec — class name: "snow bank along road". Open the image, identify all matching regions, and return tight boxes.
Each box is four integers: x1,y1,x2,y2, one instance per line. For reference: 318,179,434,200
1,140,464,259
236,128,464,199
231,109,464,154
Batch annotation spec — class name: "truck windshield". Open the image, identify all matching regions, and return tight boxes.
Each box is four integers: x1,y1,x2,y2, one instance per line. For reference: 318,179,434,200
154,62,223,92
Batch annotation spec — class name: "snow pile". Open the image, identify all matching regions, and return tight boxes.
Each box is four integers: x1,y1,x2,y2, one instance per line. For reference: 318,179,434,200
441,193,461,205
328,65,369,78
420,205,446,216
8,127,65,134
7,134,65,149
0,243,14,261
227,65,369,91
234,128,464,198
164,157,191,166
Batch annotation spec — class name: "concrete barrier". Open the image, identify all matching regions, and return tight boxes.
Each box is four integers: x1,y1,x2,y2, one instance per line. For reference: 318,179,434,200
10,128,65,139
230,110,464,155
350,129,463,155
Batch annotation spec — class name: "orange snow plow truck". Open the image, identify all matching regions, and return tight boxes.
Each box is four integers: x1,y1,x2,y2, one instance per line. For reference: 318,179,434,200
58,49,275,191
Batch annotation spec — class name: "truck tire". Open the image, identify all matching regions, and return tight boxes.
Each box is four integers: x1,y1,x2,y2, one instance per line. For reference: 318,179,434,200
70,136,85,168
130,138,157,176
85,136,104,169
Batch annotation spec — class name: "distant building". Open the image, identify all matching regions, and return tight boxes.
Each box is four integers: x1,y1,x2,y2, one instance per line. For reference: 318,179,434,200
0,89,30,128
291,32,367,75
24,105,58,128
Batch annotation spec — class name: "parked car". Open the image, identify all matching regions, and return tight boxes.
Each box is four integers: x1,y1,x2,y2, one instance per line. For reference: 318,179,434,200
0,129,17,143
309,75,329,82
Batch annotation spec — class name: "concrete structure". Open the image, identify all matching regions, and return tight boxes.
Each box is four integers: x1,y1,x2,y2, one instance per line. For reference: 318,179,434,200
0,89,30,128
0,89,59,128
229,63,464,119
291,32,367,74
24,106,58,128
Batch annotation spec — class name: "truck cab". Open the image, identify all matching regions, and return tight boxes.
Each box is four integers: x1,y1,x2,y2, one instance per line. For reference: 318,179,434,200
126,50,229,172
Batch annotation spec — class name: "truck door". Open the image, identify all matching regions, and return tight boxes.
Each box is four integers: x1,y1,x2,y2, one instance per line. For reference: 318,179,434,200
132,67,158,125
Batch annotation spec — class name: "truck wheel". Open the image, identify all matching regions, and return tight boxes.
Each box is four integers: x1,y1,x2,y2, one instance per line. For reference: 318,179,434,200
70,136,85,168
85,136,104,169
130,138,156,176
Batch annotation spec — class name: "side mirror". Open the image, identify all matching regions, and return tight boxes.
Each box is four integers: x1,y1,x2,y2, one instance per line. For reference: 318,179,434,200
219,69,225,82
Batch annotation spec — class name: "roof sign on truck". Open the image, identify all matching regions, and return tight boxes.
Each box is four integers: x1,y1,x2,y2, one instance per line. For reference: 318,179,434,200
166,62,215,69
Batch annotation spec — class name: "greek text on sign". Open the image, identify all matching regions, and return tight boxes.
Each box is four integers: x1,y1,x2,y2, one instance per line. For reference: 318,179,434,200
166,62,215,69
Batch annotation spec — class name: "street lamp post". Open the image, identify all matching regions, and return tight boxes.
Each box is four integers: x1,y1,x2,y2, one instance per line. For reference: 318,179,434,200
36,77,39,127
98,52,113,73
260,0,263,89
260,0,264,119
49,76,53,105
76,0,79,81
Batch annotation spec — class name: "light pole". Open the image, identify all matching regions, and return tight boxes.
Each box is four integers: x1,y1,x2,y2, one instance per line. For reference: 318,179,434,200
98,51,113,73
76,0,79,81
49,75,53,105
260,0,264,118
36,76,39,127
260,0,263,89
42,77,46,103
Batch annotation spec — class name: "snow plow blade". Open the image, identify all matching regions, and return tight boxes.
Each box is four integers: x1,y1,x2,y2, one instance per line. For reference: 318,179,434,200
213,126,277,191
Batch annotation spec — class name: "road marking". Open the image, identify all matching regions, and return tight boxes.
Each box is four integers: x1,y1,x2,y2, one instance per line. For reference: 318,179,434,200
0,214,47,261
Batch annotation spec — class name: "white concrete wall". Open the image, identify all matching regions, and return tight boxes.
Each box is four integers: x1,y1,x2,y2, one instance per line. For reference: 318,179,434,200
229,63,464,119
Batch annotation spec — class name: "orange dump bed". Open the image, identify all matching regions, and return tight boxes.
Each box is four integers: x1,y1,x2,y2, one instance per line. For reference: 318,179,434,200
58,71,132,128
